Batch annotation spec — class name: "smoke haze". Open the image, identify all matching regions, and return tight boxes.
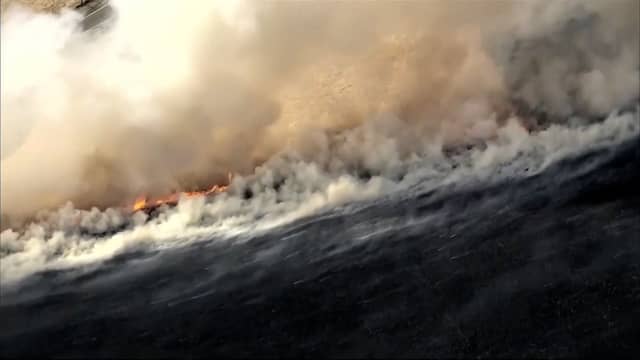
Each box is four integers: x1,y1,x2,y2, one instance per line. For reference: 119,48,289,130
2,0,637,216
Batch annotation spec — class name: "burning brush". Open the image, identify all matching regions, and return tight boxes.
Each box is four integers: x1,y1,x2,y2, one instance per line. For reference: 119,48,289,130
130,173,233,214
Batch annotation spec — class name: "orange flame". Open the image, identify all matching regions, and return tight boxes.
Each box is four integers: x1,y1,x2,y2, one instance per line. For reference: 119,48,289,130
130,173,233,213
132,195,148,212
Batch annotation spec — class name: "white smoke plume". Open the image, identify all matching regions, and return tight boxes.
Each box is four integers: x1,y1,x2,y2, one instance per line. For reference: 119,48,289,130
0,0,638,285
0,0,517,218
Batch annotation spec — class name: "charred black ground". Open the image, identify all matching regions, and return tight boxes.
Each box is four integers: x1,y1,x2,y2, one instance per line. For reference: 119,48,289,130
1,129,638,358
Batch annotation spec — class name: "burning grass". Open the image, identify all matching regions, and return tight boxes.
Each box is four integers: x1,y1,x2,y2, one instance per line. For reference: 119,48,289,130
130,173,233,214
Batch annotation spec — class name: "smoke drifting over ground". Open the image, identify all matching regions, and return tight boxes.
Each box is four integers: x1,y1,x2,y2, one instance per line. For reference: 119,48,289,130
500,0,639,117
1,1,638,283
2,0,637,216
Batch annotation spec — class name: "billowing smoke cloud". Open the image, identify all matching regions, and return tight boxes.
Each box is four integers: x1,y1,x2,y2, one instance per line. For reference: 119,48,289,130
0,0,500,218
496,0,639,118
0,0,638,222
1,0,640,288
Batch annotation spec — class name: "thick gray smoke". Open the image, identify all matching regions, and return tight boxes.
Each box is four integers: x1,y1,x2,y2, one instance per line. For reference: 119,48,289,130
1,0,638,220
496,0,639,118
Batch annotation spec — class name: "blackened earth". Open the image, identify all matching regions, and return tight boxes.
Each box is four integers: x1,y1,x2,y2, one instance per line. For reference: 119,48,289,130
1,135,639,358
